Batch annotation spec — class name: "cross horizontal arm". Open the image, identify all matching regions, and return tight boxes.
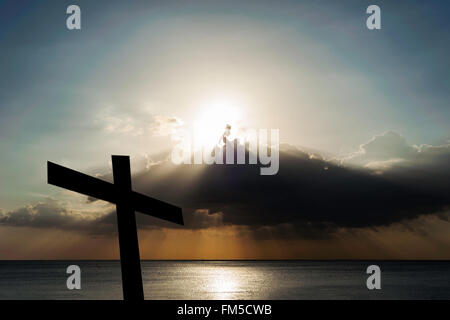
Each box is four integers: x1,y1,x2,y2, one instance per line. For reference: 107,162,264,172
47,161,184,225
132,192,183,225
48,161,116,203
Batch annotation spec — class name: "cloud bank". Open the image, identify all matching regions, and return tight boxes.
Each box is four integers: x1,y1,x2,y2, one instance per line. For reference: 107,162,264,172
2,131,448,242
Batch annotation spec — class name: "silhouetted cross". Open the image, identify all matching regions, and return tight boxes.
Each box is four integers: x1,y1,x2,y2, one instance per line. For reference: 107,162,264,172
47,155,183,301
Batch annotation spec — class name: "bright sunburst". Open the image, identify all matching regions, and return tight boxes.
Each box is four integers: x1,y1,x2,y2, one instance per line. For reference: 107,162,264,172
193,99,243,150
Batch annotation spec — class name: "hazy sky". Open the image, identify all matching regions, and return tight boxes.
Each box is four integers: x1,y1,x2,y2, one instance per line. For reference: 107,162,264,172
0,0,449,259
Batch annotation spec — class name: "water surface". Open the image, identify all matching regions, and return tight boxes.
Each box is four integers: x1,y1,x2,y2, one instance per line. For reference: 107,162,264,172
0,260,449,299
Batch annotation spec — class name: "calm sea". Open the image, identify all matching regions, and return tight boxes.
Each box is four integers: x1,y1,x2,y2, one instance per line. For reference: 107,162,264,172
0,260,449,300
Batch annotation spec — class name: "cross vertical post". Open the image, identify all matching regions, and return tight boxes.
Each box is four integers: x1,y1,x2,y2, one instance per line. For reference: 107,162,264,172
47,156,183,301
112,155,144,301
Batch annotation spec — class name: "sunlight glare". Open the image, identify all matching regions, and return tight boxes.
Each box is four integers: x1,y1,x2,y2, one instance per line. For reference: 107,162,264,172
193,99,243,151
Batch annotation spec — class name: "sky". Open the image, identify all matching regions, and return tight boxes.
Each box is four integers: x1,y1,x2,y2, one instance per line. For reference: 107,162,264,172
0,0,449,259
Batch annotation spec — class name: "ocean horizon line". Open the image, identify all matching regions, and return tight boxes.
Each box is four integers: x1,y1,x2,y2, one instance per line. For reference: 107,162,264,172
1,259,450,262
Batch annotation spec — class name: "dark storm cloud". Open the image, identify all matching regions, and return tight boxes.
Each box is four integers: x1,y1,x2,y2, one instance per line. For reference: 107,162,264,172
2,134,449,238
127,138,450,233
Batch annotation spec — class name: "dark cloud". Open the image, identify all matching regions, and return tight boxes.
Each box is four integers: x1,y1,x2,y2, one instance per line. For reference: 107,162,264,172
127,137,450,235
2,133,449,239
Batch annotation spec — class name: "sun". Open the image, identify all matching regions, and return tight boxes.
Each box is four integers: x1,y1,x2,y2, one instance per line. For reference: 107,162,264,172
193,99,243,150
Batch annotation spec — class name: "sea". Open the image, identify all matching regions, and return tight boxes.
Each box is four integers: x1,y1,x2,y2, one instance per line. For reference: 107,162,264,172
0,260,449,300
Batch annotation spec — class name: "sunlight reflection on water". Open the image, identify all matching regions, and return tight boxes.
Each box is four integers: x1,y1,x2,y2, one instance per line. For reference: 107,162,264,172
142,261,270,299
204,268,242,299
